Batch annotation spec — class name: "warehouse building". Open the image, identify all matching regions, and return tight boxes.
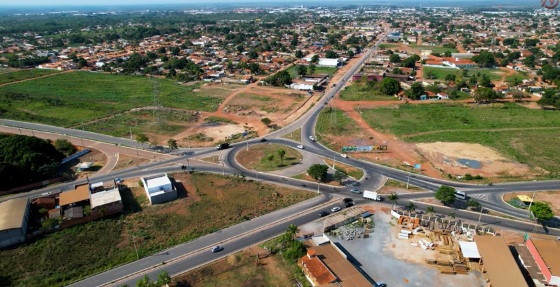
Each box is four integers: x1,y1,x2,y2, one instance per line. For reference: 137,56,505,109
526,236,560,286
474,235,528,287
0,198,30,248
141,173,177,204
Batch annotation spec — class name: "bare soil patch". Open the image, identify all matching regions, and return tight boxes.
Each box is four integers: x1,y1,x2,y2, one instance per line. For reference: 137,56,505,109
113,153,150,171
416,142,534,178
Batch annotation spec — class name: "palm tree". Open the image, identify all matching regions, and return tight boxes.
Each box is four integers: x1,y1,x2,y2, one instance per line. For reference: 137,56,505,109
277,149,286,166
426,206,435,217
405,202,416,212
266,154,274,167
388,193,399,209
287,224,298,239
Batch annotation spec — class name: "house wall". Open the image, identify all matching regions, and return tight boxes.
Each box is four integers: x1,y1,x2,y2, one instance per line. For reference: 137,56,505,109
526,239,552,283
149,190,178,205
0,228,25,248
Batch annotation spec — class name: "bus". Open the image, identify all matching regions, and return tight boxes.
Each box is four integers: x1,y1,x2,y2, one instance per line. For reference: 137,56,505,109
455,191,467,200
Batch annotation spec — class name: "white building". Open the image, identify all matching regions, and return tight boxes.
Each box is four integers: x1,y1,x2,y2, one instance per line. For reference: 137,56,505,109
141,174,177,204
317,58,341,67
290,82,314,91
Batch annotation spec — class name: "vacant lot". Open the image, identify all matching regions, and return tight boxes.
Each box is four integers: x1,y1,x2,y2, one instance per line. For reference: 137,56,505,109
360,103,560,177
0,173,315,287
173,246,298,287
236,143,303,172
0,69,60,85
339,81,398,101
503,191,560,215
79,109,198,138
0,71,222,127
423,67,506,81
286,65,337,78
315,107,361,151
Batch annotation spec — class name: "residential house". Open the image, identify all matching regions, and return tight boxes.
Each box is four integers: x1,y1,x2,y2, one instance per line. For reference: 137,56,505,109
141,173,177,204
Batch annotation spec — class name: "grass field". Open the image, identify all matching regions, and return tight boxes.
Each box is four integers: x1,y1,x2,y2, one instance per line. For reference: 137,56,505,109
339,81,398,101
379,43,399,49
408,44,458,54
286,65,337,78
0,173,315,287
316,107,360,140
281,127,302,142
0,71,222,127
79,110,198,138
423,67,505,81
0,69,60,85
360,103,560,176
236,143,303,172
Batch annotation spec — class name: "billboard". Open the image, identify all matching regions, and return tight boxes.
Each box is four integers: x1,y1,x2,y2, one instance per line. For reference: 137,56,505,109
341,145,387,152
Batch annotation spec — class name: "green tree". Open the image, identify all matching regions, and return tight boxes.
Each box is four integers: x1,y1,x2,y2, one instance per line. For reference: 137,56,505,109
325,50,338,58
379,77,402,95
435,185,456,205
333,168,347,184
478,74,492,87
426,206,435,216
407,82,425,100
467,199,482,211
405,202,416,212
277,149,286,165
530,202,554,222
308,64,316,75
537,89,560,109
54,139,77,156
261,117,272,126
295,65,307,77
311,55,319,64
248,50,258,59
472,51,496,67
167,139,178,151
295,50,304,58
157,271,172,285
389,54,401,63
308,164,329,182
474,87,502,103
388,193,399,209
266,154,275,167
401,56,416,68
136,133,149,148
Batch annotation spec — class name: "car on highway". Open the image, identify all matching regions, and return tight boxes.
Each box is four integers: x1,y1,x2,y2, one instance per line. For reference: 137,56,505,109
342,198,353,203
331,206,341,212
341,153,348,158
211,246,223,253
296,144,304,149
344,201,354,207
216,142,230,150
114,178,123,184
319,211,329,217
375,283,387,287
260,138,267,142
350,189,361,194
309,136,316,141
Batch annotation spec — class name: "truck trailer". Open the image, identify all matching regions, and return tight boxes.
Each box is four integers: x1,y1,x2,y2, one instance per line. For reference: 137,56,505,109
363,190,382,201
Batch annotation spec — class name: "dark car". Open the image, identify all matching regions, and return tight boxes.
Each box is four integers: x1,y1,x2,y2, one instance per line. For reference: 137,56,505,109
260,138,267,142
319,211,329,217
342,198,353,203
345,201,354,207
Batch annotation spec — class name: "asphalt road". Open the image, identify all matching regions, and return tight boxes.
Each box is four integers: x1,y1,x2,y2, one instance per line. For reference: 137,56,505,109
2,30,560,287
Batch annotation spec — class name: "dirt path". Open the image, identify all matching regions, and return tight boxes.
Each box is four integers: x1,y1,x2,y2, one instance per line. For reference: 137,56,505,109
0,70,71,87
330,100,442,178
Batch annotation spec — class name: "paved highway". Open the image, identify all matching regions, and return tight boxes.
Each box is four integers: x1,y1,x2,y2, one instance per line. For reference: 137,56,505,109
2,30,560,286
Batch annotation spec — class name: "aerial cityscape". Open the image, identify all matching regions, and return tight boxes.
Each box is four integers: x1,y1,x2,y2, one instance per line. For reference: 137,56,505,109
0,1,559,286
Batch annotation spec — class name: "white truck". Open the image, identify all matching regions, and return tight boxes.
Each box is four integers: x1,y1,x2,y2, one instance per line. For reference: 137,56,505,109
363,190,382,201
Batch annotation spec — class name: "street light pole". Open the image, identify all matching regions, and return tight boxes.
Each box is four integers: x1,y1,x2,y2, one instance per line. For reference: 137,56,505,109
317,182,320,193
221,162,225,175
332,154,336,169
246,141,249,151
406,175,410,189
526,190,537,220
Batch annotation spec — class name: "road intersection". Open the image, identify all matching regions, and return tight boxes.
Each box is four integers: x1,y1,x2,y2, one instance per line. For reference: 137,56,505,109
2,31,560,286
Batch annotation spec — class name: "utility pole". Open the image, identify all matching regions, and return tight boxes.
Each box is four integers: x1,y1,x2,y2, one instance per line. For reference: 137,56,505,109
332,154,336,169
81,137,85,148
221,162,225,176
129,127,133,140
526,190,537,220
406,175,410,189
246,141,249,151
317,182,320,193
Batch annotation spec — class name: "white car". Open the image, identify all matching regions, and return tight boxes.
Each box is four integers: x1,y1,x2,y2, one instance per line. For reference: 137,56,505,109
341,154,348,158
309,136,316,141
296,145,304,149
331,206,341,212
